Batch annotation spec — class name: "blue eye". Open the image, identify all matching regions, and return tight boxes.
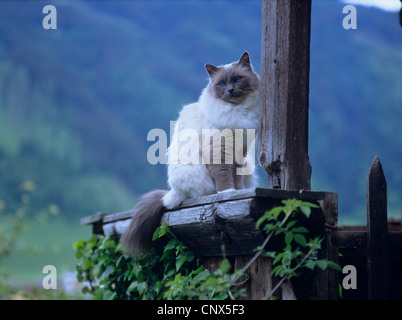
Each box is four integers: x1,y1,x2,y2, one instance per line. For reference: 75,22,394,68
218,81,226,87
235,76,242,83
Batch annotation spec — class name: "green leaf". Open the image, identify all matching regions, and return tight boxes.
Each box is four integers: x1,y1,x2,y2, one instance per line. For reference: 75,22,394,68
103,290,116,300
262,251,276,258
264,223,276,234
191,266,205,275
195,269,210,281
128,281,139,292
307,236,323,250
164,267,176,279
137,281,147,295
327,261,342,271
294,234,307,247
219,259,231,274
304,259,316,270
165,239,177,251
101,265,114,279
256,214,268,229
271,206,284,220
256,207,282,228
285,220,297,229
152,222,169,240
301,201,319,208
155,281,163,295
300,206,311,218
176,253,188,271
291,226,309,233
315,260,329,270
285,232,293,246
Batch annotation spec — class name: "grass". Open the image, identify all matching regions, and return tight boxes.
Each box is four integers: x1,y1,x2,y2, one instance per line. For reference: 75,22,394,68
0,216,91,289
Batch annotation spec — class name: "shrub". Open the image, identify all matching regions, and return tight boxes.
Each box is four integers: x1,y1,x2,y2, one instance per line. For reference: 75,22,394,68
74,199,340,300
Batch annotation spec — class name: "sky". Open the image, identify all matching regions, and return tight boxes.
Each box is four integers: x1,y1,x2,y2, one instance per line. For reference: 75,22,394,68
341,0,401,11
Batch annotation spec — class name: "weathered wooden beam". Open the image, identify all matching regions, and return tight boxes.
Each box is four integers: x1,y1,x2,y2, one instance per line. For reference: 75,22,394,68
331,229,402,249
366,156,389,300
162,198,265,256
81,188,331,256
234,256,273,300
317,192,339,300
81,188,328,226
259,0,312,190
331,230,367,248
80,212,108,225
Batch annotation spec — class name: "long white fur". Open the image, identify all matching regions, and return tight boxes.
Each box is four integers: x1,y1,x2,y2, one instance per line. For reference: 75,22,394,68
162,63,261,209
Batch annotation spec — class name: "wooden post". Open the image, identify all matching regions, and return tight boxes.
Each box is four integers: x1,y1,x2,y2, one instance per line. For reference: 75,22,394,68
317,192,339,300
259,0,312,190
399,0,402,27
249,0,312,300
366,156,389,299
234,256,273,300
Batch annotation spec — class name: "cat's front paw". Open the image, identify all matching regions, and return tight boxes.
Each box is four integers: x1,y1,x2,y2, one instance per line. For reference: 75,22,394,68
217,188,237,194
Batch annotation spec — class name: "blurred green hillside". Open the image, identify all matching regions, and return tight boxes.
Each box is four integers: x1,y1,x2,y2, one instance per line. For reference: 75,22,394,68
0,0,401,224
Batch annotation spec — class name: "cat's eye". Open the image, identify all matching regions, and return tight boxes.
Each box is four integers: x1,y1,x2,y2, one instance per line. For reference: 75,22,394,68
235,76,242,83
218,81,226,87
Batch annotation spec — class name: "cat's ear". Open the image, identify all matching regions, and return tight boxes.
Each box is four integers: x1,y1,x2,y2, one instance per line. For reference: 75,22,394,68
238,52,251,68
205,64,219,77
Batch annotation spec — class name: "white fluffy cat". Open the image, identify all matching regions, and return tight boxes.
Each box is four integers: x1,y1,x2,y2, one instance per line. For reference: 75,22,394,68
122,52,260,255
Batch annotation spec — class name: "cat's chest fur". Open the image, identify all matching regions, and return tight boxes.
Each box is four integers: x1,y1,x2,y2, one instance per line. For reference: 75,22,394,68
198,88,260,131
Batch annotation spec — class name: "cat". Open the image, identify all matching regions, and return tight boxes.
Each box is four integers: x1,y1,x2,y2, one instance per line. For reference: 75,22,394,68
122,52,260,255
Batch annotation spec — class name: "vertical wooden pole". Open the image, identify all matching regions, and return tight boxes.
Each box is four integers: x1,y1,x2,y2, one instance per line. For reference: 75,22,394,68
234,256,273,300
252,0,312,300
399,0,402,26
366,156,389,299
317,192,339,300
259,0,312,190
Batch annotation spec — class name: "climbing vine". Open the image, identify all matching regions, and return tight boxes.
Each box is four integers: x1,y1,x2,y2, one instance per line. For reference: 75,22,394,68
74,199,340,300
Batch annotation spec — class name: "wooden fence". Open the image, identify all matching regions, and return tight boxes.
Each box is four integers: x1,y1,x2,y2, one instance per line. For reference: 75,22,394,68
81,157,402,300
81,0,402,299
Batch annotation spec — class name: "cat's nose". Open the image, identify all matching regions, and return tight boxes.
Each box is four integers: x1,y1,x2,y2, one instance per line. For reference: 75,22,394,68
228,88,234,94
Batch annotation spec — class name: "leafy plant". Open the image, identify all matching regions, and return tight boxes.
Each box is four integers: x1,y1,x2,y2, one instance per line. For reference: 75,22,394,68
74,199,340,300
0,180,63,299
74,223,244,300
256,199,340,279
0,180,36,264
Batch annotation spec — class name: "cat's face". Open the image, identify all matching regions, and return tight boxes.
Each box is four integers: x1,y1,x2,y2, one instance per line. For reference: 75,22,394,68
205,52,259,105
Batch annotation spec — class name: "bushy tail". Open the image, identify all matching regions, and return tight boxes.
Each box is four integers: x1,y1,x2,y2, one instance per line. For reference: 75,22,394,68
121,189,168,256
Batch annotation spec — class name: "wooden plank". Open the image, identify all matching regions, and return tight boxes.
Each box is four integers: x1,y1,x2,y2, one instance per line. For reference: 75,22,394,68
366,156,389,299
179,188,257,208
101,218,402,251
103,219,130,236
258,0,312,190
389,231,402,247
317,191,339,300
320,228,402,249
161,199,265,256
320,192,338,228
177,188,327,209
103,209,135,224
254,188,326,201
234,256,274,300
331,230,367,248
80,212,108,225
202,257,224,274
80,187,330,226
317,231,339,300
